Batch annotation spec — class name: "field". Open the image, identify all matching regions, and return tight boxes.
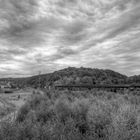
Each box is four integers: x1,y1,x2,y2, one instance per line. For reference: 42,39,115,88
0,89,140,140
0,88,34,122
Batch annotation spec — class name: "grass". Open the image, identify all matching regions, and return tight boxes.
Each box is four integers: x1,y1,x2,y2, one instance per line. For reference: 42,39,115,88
0,89,140,140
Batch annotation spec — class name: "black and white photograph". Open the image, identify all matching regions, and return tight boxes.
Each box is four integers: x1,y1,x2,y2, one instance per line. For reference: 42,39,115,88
0,0,140,139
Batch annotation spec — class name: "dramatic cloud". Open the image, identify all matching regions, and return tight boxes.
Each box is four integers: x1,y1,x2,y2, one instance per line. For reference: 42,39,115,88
0,0,140,77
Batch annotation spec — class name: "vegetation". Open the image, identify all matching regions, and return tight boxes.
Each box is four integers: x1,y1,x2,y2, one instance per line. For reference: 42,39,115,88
1,67,140,139
0,67,128,88
2,67,140,89
0,89,140,140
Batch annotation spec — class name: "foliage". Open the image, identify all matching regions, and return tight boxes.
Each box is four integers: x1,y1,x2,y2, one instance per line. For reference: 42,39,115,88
1,89,140,140
0,67,128,88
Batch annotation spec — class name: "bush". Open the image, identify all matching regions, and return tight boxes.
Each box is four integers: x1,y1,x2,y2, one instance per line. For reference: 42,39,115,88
112,104,139,140
16,103,30,122
54,95,71,124
1,89,140,140
35,102,55,123
87,99,113,139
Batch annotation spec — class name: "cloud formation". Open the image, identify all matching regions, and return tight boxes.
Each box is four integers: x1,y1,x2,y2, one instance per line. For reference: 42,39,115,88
0,0,140,77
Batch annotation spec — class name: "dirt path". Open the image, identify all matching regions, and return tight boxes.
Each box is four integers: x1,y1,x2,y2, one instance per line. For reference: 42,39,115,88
0,88,43,124
0,111,18,123
0,89,35,123
0,97,15,109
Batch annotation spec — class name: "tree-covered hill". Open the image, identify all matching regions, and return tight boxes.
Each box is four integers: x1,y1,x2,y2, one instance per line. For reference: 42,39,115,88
0,67,129,88
126,75,140,84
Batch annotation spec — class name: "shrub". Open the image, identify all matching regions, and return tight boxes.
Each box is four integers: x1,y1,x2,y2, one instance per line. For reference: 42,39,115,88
0,122,19,140
35,102,55,123
54,95,72,124
71,98,90,121
71,98,90,135
28,94,47,109
1,89,140,140
87,99,113,139
112,104,139,140
16,103,30,122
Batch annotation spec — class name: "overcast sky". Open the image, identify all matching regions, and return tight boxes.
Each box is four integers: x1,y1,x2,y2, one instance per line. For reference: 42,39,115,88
0,0,140,77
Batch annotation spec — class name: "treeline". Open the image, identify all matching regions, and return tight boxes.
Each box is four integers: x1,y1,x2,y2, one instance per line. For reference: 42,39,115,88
1,67,140,88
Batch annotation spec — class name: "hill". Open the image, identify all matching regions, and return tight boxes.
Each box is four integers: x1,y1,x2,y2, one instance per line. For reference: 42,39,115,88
126,75,140,84
0,67,128,88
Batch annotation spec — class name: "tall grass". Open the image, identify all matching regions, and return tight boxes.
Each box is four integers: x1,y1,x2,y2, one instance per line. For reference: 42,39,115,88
0,89,140,140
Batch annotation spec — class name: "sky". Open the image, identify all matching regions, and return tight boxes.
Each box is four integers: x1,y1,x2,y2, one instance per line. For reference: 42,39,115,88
0,0,140,78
